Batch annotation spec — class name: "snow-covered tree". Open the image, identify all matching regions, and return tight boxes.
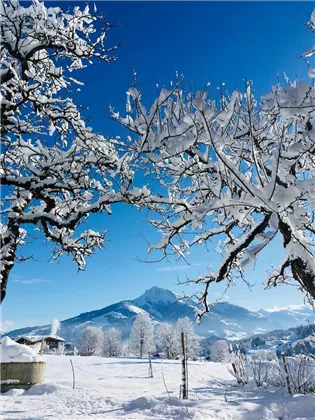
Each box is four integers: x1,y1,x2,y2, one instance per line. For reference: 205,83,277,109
228,349,248,385
291,335,315,356
55,343,66,356
130,313,155,358
156,322,178,359
210,340,230,362
123,339,131,357
0,0,151,303
103,328,123,357
176,317,201,359
296,323,315,339
284,355,315,394
247,350,277,387
112,10,315,313
79,326,104,356
252,336,266,348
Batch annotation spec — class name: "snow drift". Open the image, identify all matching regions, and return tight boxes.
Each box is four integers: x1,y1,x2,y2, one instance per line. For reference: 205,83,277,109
1,337,44,363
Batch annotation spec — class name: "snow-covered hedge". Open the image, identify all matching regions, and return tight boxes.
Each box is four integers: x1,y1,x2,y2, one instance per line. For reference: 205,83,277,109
229,350,315,394
284,355,315,394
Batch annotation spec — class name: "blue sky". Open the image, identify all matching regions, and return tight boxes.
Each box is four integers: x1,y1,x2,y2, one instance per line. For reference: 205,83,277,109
3,1,314,331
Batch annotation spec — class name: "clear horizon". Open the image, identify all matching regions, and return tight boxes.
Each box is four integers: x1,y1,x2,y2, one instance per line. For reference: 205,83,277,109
3,282,311,333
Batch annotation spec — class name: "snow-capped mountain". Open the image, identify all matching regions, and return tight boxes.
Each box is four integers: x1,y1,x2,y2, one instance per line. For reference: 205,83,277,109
5,287,314,344
257,305,314,327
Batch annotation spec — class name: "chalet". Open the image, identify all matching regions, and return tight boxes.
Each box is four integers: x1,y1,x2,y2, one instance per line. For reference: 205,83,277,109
15,335,65,350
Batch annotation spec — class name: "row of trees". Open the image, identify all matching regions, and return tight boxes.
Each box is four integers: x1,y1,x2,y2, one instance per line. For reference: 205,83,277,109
1,0,315,311
79,313,201,359
80,326,123,357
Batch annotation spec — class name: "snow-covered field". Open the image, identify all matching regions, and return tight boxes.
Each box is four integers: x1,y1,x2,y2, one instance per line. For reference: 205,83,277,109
1,355,315,419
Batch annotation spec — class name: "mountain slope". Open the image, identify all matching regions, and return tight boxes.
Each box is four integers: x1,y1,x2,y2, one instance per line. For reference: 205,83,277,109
5,287,314,344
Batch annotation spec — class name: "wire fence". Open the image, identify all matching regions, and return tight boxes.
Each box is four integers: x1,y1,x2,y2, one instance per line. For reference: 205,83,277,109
67,357,232,403
38,354,312,419
49,347,315,409
67,357,262,418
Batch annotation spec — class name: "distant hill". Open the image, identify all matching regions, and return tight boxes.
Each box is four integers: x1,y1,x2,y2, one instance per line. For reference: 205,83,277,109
234,322,315,357
5,286,314,344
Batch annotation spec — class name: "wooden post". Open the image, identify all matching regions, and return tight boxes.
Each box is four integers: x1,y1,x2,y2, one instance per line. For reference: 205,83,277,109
181,332,188,399
70,359,75,390
282,353,292,396
39,338,45,356
148,352,153,378
232,362,242,384
161,369,171,399
185,352,189,399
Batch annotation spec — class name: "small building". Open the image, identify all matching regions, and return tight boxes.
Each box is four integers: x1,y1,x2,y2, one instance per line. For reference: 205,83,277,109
15,335,65,350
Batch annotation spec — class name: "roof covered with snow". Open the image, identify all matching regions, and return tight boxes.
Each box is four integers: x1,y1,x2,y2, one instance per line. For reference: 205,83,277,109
15,335,65,343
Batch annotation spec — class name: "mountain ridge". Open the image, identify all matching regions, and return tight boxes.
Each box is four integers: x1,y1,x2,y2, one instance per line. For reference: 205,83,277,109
4,286,314,344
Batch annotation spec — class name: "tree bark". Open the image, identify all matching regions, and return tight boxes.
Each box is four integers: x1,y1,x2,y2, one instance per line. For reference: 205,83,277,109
291,258,315,300
0,220,20,304
279,220,315,299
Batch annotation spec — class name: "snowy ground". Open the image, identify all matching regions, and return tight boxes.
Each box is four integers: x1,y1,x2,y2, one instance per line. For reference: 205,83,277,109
1,355,315,419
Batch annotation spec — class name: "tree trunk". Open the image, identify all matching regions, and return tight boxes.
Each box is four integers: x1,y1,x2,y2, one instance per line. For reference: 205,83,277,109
279,220,315,300
0,219,20,304
1,286,6,303
291,258,315,300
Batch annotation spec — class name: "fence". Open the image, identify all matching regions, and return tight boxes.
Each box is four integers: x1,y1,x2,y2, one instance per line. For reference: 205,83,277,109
66,356,234,405
45,337,315,412
65,353,315,402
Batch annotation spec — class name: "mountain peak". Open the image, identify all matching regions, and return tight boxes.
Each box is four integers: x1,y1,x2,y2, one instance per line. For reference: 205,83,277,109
263,304,313,314
134,286,177,305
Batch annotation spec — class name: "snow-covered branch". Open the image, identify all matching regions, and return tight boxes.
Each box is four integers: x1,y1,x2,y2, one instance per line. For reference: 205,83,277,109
112,18,315,311
0,0,137,302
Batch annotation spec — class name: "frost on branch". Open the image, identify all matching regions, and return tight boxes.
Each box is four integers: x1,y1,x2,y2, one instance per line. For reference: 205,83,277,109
0,0,136,303
112,18,315,314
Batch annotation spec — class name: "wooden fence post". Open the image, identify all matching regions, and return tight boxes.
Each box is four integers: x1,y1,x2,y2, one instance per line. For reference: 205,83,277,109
282,353,292,396
148,352,153,378
181,332,188,399
70,359,76,390
40,338,45,356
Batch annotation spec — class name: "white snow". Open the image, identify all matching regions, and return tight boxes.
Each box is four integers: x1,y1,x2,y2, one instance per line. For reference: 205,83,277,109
1,379,20,385
125,304,147,314
134,286,178,305
223,330,248,340
1,355,314,419
16,334,64,343
265,304,312,313
4,294,314,346
0,337,44,363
